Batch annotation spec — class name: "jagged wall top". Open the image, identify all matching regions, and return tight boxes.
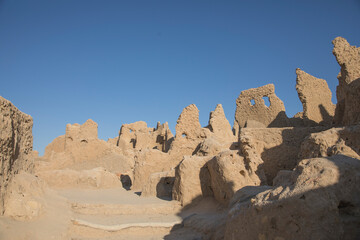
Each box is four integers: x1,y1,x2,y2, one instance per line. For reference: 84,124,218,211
295,68,335,125
332,37,360,125
175,104,202,139
65,119,98,143
208,104,234,140
332,37,360,85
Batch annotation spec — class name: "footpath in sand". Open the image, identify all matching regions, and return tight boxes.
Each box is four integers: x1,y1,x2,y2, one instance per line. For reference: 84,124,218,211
0,182,222,240
64,187,183,239
65,187,223,240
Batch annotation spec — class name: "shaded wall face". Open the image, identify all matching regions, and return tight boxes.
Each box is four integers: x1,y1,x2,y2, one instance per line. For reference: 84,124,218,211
299,126,360,160
225,156,360,240
240,127,325,184
332,37,360,126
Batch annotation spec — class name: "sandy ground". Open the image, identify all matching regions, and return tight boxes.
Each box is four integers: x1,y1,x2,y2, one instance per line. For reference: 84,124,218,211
0,186,221,240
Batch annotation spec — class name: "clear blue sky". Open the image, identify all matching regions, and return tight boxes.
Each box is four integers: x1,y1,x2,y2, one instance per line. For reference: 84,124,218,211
1,0,359,155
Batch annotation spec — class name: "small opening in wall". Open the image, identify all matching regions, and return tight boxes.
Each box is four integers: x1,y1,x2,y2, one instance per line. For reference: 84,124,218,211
263,96,270,107
250,99,255,106
182,133,187,138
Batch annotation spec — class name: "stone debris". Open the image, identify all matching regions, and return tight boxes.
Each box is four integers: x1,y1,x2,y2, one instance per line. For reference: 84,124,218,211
1,37,360,240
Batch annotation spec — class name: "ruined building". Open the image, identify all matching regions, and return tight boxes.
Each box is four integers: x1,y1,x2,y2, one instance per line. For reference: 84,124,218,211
0,37,359,240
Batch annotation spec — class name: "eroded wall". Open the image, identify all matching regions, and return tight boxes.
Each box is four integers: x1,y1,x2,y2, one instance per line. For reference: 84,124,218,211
234,84,290,130
0,96,33,214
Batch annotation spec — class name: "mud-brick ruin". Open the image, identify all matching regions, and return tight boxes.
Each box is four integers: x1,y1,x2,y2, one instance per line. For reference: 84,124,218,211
0,37,359,240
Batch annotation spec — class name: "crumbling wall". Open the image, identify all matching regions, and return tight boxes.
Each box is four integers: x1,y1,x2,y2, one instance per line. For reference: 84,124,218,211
223,38,360,240
37,119,133,174
332,37,360,125
132,105,204,191
65,119,98,143
135,104,236,196
234,84,290,130
295,68,335,125
240,127,325,184
299,125,360,160
43,135,65,159
132,149,172,190
142,169,175,198
225,155,360,240
169,104,211,155
175,104,203,139
207,150,261,206
117,121,173,153
172,155,213,206
36,167,122,189
0,96,33,214
208,104,235,141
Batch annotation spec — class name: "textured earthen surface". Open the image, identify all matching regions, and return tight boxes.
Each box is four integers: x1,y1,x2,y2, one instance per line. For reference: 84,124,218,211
234,84,290,129
132,149,172,190
36,167,122,189
142,169,175,198
117,121,173,153
299,125,360,160
332,37,360,125
175,104,202,140
208,104,234,141
296,68,335,125
207,150,261,206
4,172,46,220
172,155,213,206
38,119,133,173
169,104,211,156
130,105,207,192
0,96,33,214
225,155,360,240
239,127,325,184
